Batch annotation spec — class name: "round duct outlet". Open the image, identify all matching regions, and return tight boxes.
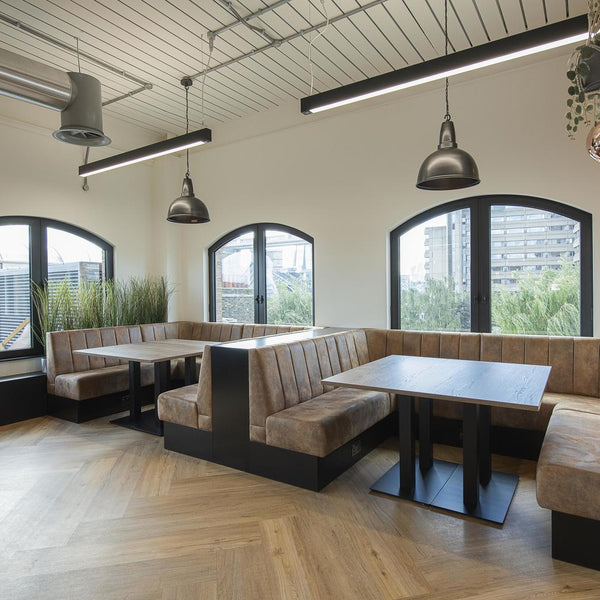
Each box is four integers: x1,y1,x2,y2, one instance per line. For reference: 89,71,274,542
52,72,111,147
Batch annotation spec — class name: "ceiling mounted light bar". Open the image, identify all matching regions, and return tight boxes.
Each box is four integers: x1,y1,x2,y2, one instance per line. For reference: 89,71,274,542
301,15,588,115
78,128,212,176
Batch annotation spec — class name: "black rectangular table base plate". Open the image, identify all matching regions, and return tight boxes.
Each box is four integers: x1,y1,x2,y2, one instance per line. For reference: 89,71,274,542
371,459,519,525
370,458,458,505
110,409,163,436
431,467,518,525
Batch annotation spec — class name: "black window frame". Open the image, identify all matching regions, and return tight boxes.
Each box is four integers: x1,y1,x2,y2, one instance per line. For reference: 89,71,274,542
390,195,593,336
209,223,315,325
0,216,114,360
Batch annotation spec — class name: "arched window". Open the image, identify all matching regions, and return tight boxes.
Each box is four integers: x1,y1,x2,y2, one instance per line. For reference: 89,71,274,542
209,223,314,326
390,196,592,336
0,217,113,359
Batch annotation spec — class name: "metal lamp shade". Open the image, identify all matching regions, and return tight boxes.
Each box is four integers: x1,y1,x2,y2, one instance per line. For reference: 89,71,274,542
167,176,210,224
417,120,480,190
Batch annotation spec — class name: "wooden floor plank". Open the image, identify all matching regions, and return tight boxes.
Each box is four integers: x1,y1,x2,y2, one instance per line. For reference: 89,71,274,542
0,415,599,600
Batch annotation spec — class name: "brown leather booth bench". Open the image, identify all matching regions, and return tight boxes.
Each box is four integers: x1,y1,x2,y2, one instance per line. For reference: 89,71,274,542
158,327,600,494
46,321,309,423
536,404,600,570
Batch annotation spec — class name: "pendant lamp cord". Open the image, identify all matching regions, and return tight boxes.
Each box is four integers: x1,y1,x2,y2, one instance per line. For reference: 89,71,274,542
443,0,450,121
185,83,190,178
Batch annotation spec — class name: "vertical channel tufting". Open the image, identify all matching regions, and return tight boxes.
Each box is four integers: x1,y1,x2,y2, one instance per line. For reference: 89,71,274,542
254,325,266,337
289,342,312,403
501,335,525,364
241,324,254,338
84,330,105,369
459,333,481,361
524,336,549,366
153,324,167,340
219,324,233,341
129,326,143,344
302,340,324,398
230,324,243,340
574,338,600,397
325,336,342,375
402,331,422,356
140,324,156,341
548,337,574,394
274,344,300,408
191,322,203,340
69,330,90,372
480,334,502,362
335,334,352,371
440,333,460,358
421,332,441,357
100,327,120,366
364,329,387,361
386,330,403,356
314,337,334,391
353,330,370,365
344,332,360,368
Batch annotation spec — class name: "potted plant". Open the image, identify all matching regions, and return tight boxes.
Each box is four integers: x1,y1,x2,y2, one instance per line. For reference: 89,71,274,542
566,1,600,139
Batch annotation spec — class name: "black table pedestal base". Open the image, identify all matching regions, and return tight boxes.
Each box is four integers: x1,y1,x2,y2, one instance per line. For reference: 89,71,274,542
110,409,164,436
431,467,518,524
371,459,518,525
371,457,457,505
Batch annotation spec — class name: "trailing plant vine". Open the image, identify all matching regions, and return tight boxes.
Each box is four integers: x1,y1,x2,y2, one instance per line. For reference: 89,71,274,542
566,1,600,138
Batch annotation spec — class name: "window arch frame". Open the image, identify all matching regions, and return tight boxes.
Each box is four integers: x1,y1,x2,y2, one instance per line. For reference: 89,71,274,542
208,222,315,325
0,216,114,360
390,195,593,336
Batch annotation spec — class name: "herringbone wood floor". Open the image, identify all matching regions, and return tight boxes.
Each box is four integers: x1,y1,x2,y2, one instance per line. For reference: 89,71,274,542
1,415,599,600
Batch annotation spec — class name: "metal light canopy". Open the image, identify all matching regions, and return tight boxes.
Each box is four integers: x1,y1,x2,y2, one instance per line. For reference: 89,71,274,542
167,77,210,224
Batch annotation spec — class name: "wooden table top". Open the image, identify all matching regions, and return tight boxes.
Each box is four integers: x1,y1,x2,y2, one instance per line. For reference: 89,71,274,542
73,339,216,363
323,355,551,411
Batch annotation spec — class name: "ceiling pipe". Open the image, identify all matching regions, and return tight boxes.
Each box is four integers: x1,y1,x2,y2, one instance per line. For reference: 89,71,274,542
0,48,110,146
0,47,71,110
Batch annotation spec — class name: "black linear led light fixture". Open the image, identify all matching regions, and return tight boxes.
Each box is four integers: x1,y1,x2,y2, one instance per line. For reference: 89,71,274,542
78,128,212,177
300,15,588,115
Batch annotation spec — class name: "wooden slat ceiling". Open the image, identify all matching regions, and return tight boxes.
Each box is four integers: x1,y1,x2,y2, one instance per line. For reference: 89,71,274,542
0,0,588,136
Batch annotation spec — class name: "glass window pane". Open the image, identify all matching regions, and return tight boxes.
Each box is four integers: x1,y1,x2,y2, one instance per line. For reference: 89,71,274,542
213,232,255,323
490,206,580,336
0,225,32,352
265,229,313,326
47,227,105,285
399,209,471,332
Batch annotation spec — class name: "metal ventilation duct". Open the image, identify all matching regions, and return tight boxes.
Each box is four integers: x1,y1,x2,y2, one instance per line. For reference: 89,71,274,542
0,48,110,146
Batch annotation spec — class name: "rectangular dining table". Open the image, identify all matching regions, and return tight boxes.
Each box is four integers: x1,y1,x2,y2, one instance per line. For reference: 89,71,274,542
74,339,214,436
323,354,551,524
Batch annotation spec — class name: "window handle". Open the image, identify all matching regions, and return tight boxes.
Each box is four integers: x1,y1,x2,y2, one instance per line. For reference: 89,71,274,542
255,295,265,304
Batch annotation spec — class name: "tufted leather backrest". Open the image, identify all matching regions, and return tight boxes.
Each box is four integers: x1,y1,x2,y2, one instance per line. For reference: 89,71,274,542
361,329,600,398
248,330,370,441
46,321,312,390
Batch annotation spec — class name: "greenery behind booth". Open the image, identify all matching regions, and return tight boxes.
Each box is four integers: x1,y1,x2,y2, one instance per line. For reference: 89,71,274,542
32,276,171,351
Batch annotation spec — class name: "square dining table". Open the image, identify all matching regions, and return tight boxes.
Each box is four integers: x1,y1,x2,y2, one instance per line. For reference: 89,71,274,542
74,339,215,436
323,354,551,523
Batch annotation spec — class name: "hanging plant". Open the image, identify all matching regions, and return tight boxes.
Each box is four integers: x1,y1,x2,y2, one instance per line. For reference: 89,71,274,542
566,1,600,138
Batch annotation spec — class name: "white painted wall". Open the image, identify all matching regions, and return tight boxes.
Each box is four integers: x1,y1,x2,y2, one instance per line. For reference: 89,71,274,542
0,99,166,375
174,52,600,333
2,48,600,379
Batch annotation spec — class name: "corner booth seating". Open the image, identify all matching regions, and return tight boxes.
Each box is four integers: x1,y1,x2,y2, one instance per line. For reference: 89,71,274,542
46,321,309,422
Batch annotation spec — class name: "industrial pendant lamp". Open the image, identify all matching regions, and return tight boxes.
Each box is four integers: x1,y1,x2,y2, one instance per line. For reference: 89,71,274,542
416,0,480,191
167,77,210,224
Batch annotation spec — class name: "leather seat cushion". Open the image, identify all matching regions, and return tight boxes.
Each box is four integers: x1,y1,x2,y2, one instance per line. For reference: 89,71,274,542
536,408,600,521
265,388,391,458
157,384,201,430
54,364,154,401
